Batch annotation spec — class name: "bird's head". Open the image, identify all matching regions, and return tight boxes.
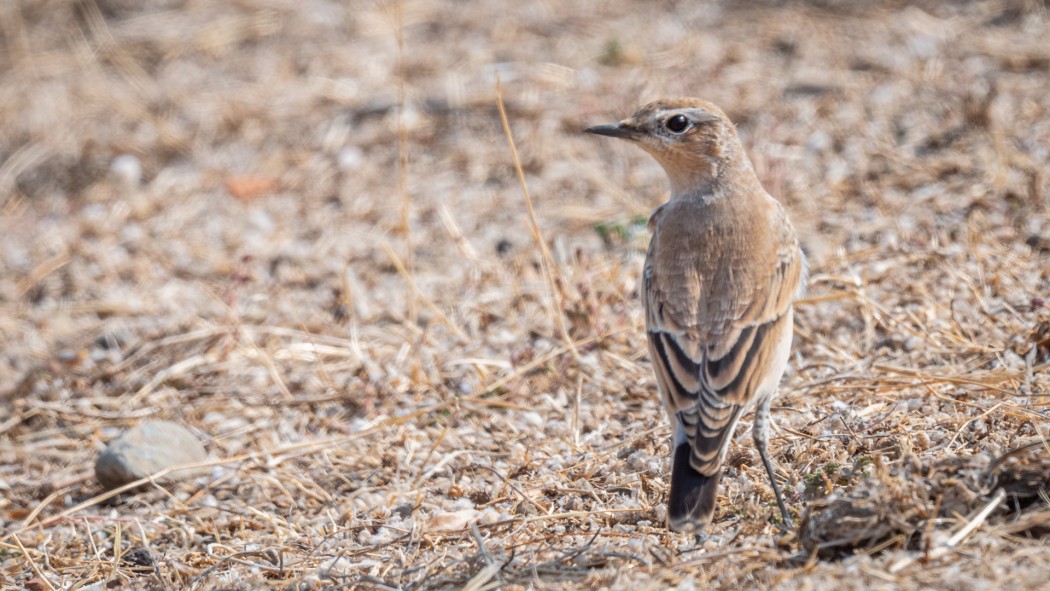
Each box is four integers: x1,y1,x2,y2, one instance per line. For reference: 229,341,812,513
585,98,749,197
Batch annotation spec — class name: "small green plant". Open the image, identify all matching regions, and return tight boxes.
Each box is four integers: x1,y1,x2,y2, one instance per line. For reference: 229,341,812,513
600,39,624,66
853,455,874,479
803,462,842,496
593,215,648,248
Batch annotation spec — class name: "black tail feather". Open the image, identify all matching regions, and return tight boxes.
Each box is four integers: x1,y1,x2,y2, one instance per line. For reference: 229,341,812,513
668,442,721,533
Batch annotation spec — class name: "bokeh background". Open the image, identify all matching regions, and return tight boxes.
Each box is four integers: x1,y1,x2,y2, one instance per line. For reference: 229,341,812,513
3,1,1050,589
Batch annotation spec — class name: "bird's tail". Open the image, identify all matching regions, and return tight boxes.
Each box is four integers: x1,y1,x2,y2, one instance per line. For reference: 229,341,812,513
667,442,721,533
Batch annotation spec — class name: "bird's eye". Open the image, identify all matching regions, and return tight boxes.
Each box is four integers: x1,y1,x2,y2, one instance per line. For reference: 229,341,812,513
665,114,690,133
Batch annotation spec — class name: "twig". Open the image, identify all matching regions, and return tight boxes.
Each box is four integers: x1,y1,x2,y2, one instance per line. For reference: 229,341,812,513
478,326,632,396
550,529,601,566
675,546,782,569
438,202,480,264
472,463,551,514
461,562,501,591
410,404,459,489
129,353,217,404
192,546,286,587
15,252,69,298
943,401,1004,452
888,488,1006,573
10,534,56,591
470,522,497,566
392,0,415,324
982,440,1048,478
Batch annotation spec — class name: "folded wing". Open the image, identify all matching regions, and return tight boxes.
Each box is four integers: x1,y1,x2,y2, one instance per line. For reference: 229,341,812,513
644,198,803,477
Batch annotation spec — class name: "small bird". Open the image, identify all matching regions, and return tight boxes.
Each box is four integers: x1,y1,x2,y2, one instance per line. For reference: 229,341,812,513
586,98,804,533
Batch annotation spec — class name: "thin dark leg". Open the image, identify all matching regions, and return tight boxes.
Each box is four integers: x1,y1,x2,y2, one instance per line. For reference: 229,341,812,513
754,394,792,529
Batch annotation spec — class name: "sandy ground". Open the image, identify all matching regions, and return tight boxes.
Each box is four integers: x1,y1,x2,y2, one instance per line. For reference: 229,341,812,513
2,0,1050,589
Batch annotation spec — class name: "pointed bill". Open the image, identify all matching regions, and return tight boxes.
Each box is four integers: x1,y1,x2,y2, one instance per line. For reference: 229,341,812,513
584,123,639,140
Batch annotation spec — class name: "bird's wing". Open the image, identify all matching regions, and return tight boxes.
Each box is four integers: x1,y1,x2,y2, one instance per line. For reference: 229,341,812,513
643,198,803,475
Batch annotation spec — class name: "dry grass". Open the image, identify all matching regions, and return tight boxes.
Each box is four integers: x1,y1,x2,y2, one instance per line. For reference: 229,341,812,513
2,0,1050,589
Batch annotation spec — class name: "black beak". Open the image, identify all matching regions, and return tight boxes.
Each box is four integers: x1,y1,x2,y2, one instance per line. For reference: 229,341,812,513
584,123,638,139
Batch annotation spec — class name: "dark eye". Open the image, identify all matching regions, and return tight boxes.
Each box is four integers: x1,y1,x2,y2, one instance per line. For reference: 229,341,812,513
665,114,689,133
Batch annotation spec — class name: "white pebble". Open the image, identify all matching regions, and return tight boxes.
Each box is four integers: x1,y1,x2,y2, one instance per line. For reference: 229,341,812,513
337,147,365,170
110,154,142,189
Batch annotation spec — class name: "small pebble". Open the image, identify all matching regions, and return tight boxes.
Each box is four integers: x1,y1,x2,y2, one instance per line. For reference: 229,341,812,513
110,154,142,189
428,508,482,532
337,146,364,170
94,421,209,490
122,547,155,568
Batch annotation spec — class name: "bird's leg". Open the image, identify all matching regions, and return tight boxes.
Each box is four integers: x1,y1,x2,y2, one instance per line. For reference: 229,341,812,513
754,394,792,530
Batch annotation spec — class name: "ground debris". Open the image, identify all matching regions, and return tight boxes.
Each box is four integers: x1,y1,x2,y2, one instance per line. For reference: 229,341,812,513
799,463,930,558
4,0,1050,588
800,446,1050,558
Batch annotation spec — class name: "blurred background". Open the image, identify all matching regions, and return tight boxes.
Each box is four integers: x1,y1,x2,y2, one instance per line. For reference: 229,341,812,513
2,0,1049,588
3,0,1048,357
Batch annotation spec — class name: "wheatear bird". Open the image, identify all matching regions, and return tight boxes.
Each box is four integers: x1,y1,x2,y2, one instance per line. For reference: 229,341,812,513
586,98,804,533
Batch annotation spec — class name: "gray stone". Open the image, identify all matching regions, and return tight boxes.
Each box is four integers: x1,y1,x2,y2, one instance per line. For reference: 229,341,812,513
95,421,209,490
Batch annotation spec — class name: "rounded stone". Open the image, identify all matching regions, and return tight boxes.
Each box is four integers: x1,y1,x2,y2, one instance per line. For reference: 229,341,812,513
94,421,209,490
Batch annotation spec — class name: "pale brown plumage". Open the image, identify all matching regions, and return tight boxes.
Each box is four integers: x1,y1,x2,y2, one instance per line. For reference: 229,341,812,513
586,98,804,533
